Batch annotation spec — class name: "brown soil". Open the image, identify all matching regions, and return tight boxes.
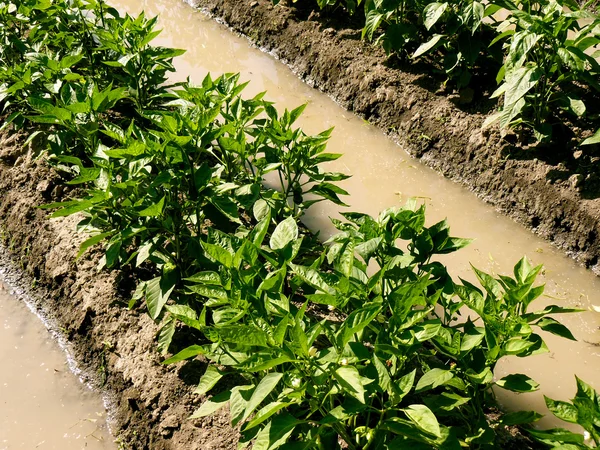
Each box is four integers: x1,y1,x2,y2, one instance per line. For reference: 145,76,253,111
0,132,239,448
190,0,600,275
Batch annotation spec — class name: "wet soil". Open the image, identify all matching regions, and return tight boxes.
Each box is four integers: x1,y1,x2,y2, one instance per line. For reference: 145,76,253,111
0,132,239,448
190,0,600,275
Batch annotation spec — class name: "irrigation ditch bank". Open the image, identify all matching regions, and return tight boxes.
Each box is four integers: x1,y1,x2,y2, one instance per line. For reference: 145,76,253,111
190,0,600,275
0,134,238,448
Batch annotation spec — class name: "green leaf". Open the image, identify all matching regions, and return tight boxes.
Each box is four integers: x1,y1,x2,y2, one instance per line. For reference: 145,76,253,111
496,374,540,393
201,241,234,267
355,237,382,262
335,366,366,403
217,325,269,347
66,167,101,185
250,209,271,246
244,401,292,431
231,385,255,426
49,199,94,218
252,413,299,450
535,317,576,341
413,34,445,59
558,47,586,72
253,199,270,221
527,427,585,445
362,10,384,41
503,337,535,355
423,2,448,30
60,54,84,69
336,303,382,349
460,324,485,352
190,391,231,418
241,373,283,423
545,397,578,423
288,264,336,295
145,276,175,320
503,64,542,107
138,196,165,217
270,216,298,251
195,365,225,395
566,97,586,117
76,232,113,259
582,129,600,146
187,284,228,300
403,404,441,438
157,316,176,355
505,31,540,71
163,345,206,364
416,368,454,393
185,271,222,285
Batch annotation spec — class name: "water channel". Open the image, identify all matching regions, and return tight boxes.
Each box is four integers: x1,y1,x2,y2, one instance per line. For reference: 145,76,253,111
0,275,113,449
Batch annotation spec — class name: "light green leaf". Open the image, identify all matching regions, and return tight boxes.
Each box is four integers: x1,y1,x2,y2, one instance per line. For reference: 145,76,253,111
270,216,298,251
336,303,382,349
423,2,448,30
503,64,542,108
413,34,445,59
76,232,113,259
582,129,600,146
403,404,441,438
190,390,231,418
241,373,283,423
362,10,384,41
145,276,175,320
252,414,299,450
138,196,165,217
157,316,176,355
288,264,336,295
187,284,228,300
163,345,206,364
201,241,234,267
416,368,454,393
244,401,292,431
185,271,222,285
545,397,578,423
195,365,225,395
335,366,366,403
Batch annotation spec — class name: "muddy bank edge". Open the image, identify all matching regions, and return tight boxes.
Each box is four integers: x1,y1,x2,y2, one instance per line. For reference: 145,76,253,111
0,134,238,448
191,0,600,274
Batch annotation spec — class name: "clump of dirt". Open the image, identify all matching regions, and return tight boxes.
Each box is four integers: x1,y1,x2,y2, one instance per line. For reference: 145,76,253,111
190,0,600,275
0,131,239,449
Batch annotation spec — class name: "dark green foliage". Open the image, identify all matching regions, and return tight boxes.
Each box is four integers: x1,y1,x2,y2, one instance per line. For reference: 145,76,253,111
275,0,600,145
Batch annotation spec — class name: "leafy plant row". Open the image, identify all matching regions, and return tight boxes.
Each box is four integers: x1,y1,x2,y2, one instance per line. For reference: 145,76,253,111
1,0,599,448
276,0,600,145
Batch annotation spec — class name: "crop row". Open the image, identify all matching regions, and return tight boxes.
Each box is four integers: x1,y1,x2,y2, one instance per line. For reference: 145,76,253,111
1,0,599,448
276,0,600,146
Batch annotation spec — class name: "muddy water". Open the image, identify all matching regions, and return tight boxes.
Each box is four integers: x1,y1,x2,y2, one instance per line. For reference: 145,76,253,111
0,280,113,449
114,0,600,429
